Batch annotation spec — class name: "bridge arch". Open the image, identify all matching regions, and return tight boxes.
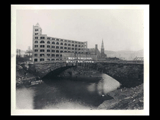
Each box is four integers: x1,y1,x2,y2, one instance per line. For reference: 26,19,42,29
42,65,75,79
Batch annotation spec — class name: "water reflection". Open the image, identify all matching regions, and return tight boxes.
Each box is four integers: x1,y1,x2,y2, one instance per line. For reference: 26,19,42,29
87,74,121,96
16,88,35,109
97,74,121,95
16,73,120,109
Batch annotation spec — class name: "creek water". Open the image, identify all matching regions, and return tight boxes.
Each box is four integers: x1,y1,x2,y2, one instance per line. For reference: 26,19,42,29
16,73,120,110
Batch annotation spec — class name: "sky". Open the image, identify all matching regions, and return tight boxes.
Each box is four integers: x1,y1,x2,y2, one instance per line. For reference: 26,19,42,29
15,8,144,51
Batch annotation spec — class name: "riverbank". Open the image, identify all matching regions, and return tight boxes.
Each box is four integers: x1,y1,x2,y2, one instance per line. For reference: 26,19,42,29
98,83,143,109
16,64,42,88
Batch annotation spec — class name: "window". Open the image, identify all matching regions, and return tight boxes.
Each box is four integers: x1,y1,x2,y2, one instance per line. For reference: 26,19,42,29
40,58,44,61
52,46,55,48
40,49,45,52
60,50,63,53
56,59,59,61
78,48,81,50
47,41,50,44
72,41,74,43
52,54,55,57
34,49,38,52
64,51,67,53
52,38,55,40
52,50,55,52
68,44,71,46
60,47,63,49
68,40,71,42
35,33,38,35
34,54,38,57
72,48,74,50
35,41,38,43
40,54,45,57
68,47,71,50
35,37,38,39
75,48,77,50
68,51,71,53
47,50,50,52
47,59,50,61
60,54,62,57
64,43,67,46
40,41,45,43
51,59,55,61
40,45,45,48
35,29,38,31
72,44,74,46
47,37,50,40
64,47,67,49
35,45,38,47
64,40,67,42
56,46,59,49
52,42,55,44
56,42,59,45
34,59,38,62
56,39,59,41
56,54,59,57
60,39,63,41
47,45,50,48
47,54,50,57
60,43,63,45
56,50,59,53
78,45,81,47
40,37,45,39
75,45,77,47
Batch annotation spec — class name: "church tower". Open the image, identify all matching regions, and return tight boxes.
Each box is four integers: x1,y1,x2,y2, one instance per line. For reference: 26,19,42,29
101,39,105,55
101,39,107,59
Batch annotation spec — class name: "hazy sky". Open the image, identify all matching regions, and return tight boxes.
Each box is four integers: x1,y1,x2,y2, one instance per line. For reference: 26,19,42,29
16,9,144,51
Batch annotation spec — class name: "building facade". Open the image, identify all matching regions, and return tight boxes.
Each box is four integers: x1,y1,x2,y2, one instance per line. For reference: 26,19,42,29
32,23,88,62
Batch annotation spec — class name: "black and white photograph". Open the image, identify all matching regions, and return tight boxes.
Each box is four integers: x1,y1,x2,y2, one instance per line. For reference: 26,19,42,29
11,5,149,115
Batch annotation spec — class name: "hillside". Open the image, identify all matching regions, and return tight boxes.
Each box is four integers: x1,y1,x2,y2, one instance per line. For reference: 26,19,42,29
105,49,143,60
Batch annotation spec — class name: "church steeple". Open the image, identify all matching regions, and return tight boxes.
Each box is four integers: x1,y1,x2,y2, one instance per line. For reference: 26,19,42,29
101,39,106,58
101,39,104,54
101,39,104,49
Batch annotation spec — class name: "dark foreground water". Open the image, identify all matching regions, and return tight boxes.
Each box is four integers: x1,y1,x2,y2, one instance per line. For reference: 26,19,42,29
16,74,120,110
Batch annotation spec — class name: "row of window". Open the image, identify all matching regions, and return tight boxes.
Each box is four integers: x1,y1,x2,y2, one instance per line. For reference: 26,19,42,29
34,45,84,50
35,40,85,47
34,58,62,62
35,37,85,44
34,54,62,57
34,49,88,53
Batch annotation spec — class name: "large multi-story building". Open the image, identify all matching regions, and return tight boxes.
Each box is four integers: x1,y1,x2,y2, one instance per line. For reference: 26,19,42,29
32,23,88,62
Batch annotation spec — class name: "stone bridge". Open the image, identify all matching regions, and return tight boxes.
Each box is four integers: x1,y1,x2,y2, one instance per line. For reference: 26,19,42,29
28,60,143,87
